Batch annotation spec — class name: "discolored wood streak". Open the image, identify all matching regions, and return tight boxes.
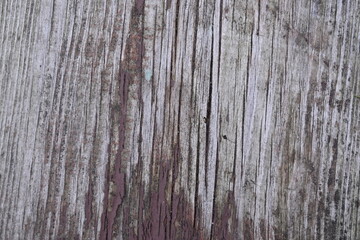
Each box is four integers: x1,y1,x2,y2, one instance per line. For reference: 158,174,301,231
1,0,360,239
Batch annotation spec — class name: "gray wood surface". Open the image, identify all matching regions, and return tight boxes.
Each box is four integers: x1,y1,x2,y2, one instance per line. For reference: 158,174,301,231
1,0,360,239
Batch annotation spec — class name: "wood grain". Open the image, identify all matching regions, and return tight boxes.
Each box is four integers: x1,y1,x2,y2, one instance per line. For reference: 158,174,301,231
1,0,360,239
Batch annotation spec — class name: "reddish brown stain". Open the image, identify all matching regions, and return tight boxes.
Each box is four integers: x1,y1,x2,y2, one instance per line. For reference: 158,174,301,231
144,181,207,239
108,133,210,239
259,219,267,240
98,0,226,236
100,1,145,239
99,62,129,239
212,191,239,240
243,217,254,240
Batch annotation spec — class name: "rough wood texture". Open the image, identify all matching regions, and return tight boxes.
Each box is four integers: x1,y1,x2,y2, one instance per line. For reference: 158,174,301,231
1,0,360,239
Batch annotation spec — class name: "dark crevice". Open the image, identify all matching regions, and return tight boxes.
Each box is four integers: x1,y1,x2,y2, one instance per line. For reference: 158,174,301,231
232,123,238,193
210,0,223,238
169,0,181,238
136,2,146,238
204,30,214,194
257,0,261,35
191,0,200,230
194,122,201,229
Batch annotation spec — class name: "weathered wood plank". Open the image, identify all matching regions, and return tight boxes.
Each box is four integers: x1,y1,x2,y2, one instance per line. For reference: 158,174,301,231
1,0,360,239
